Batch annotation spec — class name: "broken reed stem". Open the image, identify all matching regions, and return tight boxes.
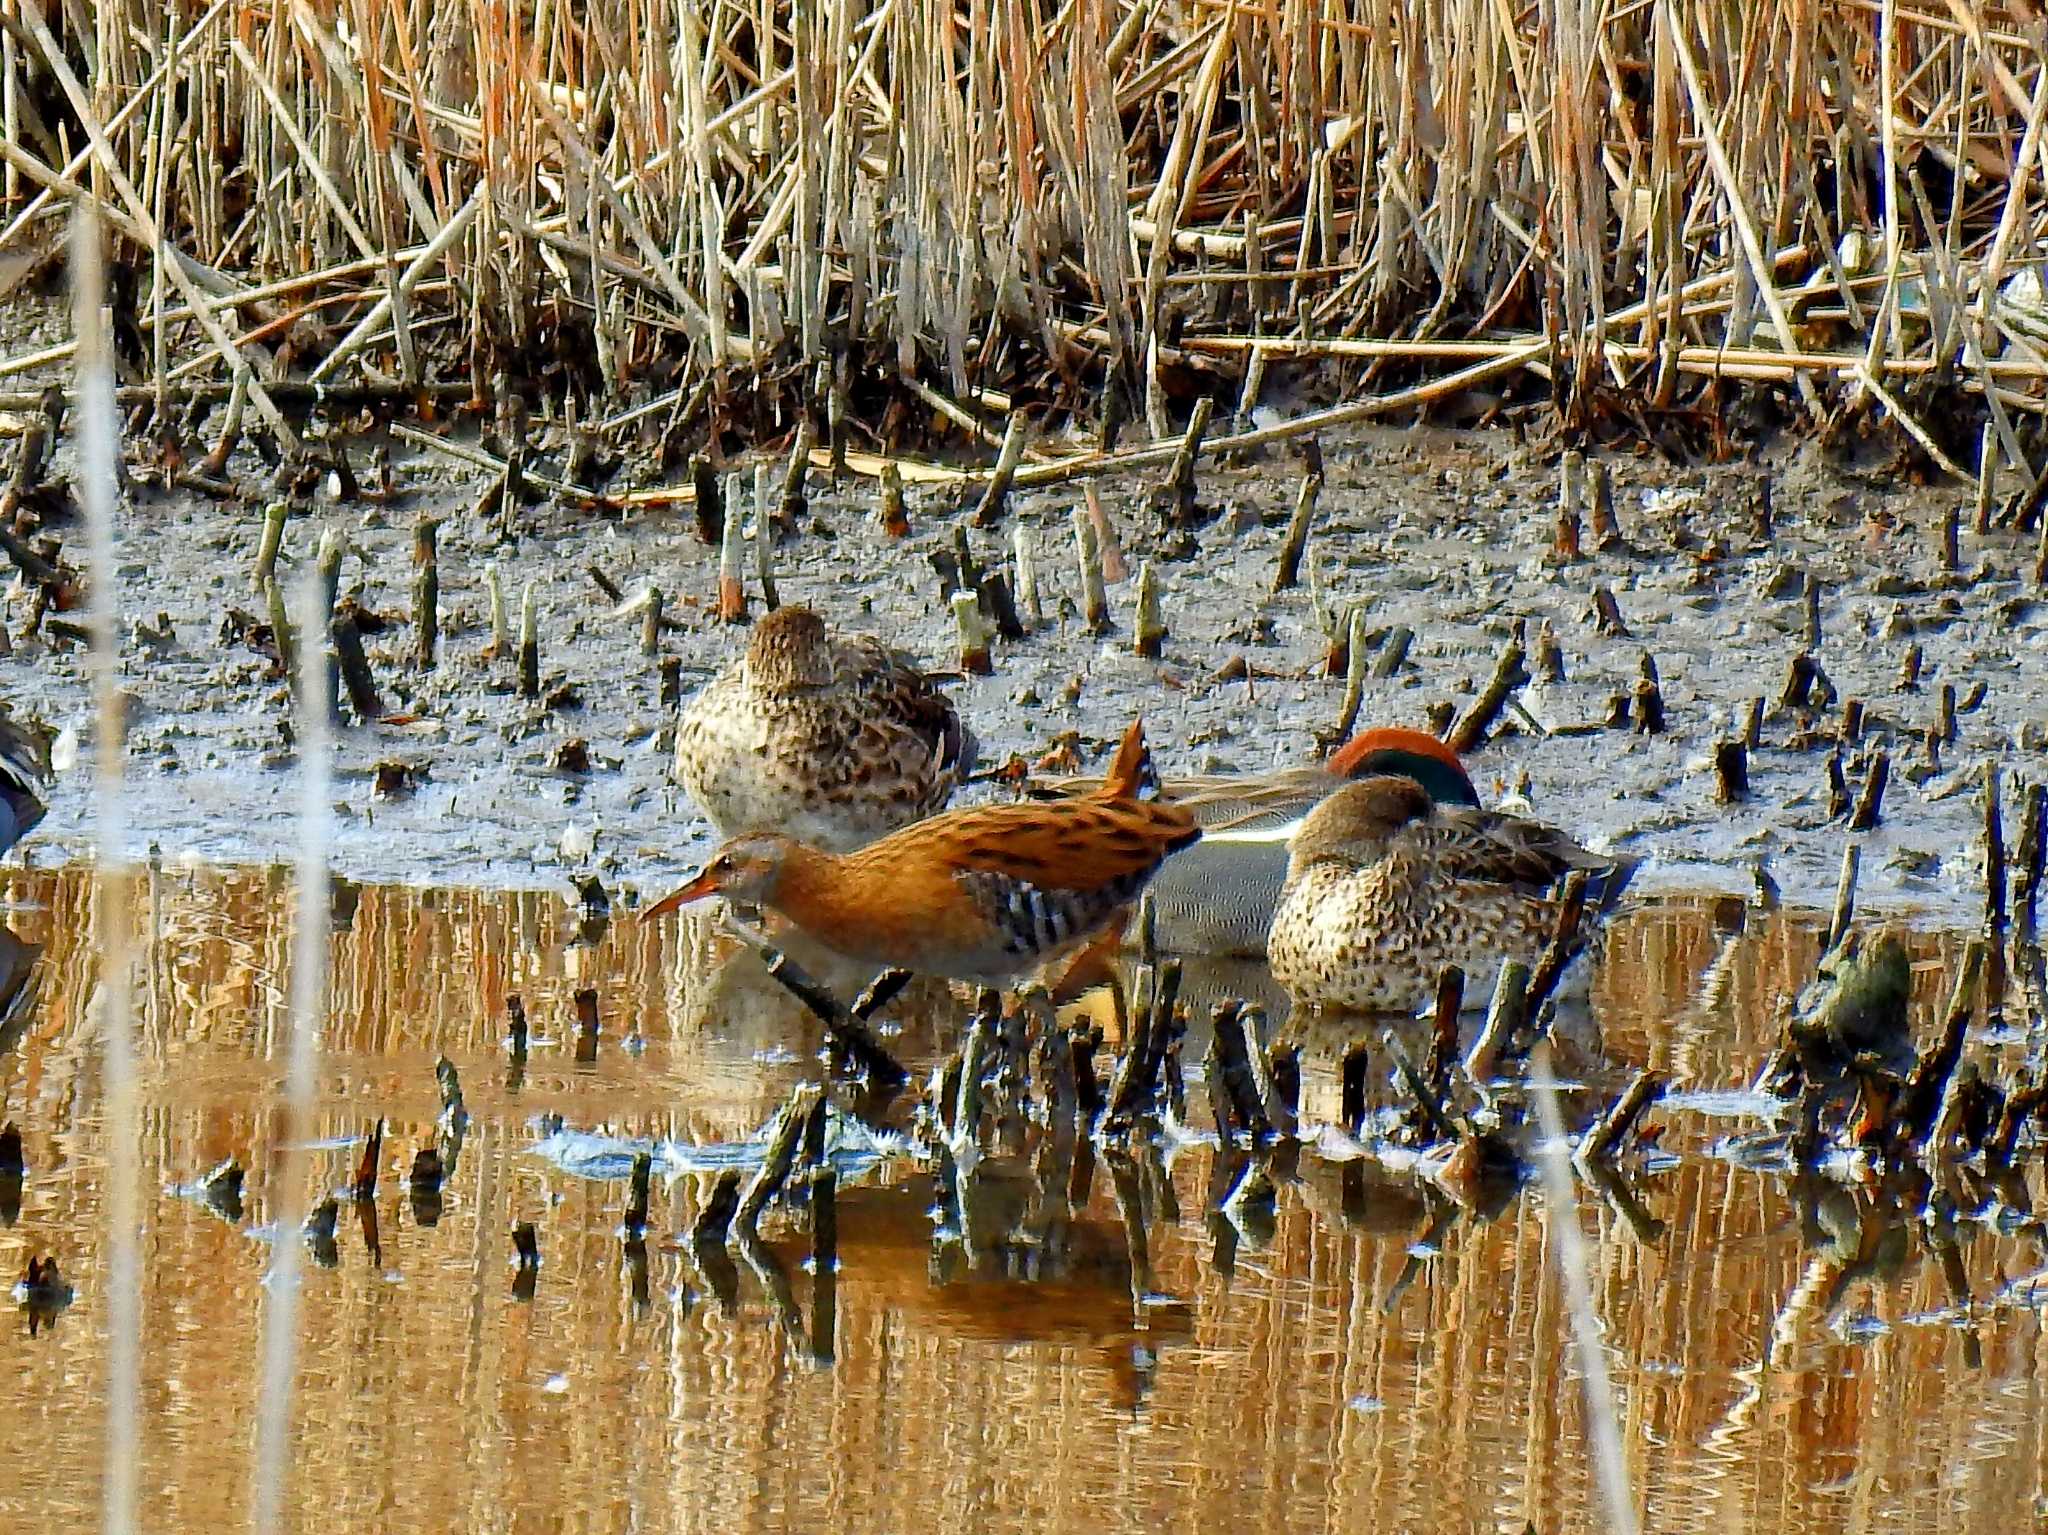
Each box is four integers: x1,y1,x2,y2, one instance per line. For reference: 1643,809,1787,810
828,369,850,481
1155,397,1214,526
1633,653,1665,734
1331,605,1370,743
754,463,780,610
624,1152,651,1237
1206,1001,1272,1142
1463,959,1530,1083
1340,1041,1370,1138
1370,624,1413,680
2015,780,2046,945
250,501,289,595
1591,587,1629,637
1588,461,1621,550
1084,484,1129,583
198,366,247,477
1713,739,1749,803
506,995,528,1065
737,1085,822,1235
879,462,909,538
1576,1071,1665,1167
331,611,382,722
779,422,814,525
751,946,907,1086
1132,561,1164,658
1272,471,1321,591
691,1173,741,1248
314,528,345,621
1825,842,1861,956
264,577,295,678
950,590,993,674
1977,421,1998,534
1849,750,1891,830
718,495,749,623
1525,871,1592,1015
411,518,439,670
484,563,507,658
1013,526,1042,631
1554,449,1585,560
1446,624,1529,753
1072,505,1109,633
971,412,1029,527
640,588,664,658
1424,964,1465,1091
517,582,539,699
690,455,723,545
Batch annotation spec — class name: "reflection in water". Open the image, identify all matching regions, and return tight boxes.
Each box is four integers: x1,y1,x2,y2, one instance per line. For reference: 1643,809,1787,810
0,865,2042,1532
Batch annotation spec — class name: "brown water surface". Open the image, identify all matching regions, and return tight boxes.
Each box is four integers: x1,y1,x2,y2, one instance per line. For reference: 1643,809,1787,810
0,866,2043,1533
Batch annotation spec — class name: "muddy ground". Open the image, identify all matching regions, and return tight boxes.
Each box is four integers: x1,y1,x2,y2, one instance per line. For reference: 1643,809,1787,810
1,302,2041,918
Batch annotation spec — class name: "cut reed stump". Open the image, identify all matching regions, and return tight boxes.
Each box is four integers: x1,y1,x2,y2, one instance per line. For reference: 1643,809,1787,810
879,462,909,538
690,456,723,545
411,517,439,669
718,500,749,624
1151,398,1213,527
1072,506,1110,634
1552,450,1585,560
1132,562,1165,659
778,424,814,526
517,583,539,699
1713,740,1749,803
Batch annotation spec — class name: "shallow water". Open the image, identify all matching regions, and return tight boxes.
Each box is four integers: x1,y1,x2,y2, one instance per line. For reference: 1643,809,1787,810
0,865,2043,1534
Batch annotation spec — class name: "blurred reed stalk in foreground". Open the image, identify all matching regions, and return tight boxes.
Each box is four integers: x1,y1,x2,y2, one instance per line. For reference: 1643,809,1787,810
74,195,143,1535
250,565,333,1534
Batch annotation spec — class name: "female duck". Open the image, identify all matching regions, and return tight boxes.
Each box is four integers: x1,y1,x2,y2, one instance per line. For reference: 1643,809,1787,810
1268,773,1634,1013
675,604,974,852
1031,726,1478,957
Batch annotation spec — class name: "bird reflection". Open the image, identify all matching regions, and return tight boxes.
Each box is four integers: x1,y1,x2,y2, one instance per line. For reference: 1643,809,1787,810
14,1254,70,1336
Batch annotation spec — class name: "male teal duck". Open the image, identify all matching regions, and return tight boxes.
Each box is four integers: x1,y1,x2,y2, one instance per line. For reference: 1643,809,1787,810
1031,726,1480,957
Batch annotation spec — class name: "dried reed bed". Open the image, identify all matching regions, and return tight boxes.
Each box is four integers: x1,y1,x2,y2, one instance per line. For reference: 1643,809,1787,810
7,2,2048,473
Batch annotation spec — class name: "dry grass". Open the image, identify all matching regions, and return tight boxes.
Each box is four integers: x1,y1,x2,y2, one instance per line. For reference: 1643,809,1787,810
6,1,2048,472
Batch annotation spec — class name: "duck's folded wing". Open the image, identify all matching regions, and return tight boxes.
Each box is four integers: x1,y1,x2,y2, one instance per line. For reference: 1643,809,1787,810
1401,808,1614,892
844,638,976,777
